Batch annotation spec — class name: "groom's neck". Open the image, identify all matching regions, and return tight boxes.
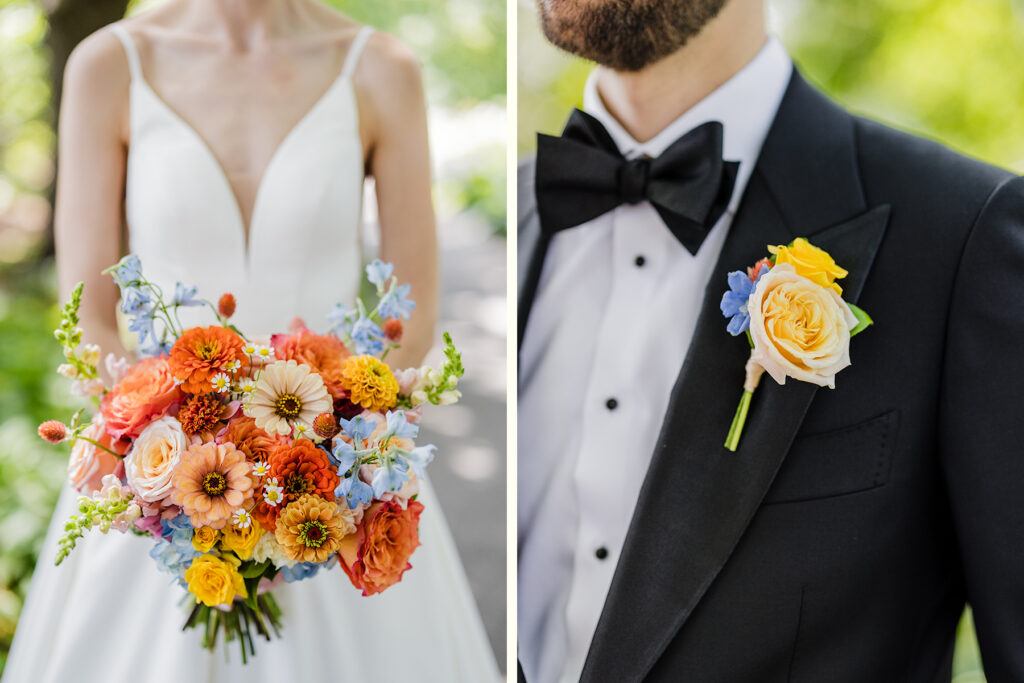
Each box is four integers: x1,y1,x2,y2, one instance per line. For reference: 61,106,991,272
594,0,767,143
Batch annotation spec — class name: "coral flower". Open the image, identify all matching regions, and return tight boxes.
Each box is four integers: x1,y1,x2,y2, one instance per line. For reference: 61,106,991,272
339,355,399,413
101,356,181,439
170,442,254,530
220,415,286,462
243,359,331,437
177,393,229,436
272,328,351,399
38,420,67,444
275,494,351,563
338,500,423,596
382,318,403,342
217,293,236,319
168,326,247,394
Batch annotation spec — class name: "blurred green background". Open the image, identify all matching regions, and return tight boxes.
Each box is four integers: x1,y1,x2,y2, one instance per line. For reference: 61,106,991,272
0,0,504,673
518,0,1018,679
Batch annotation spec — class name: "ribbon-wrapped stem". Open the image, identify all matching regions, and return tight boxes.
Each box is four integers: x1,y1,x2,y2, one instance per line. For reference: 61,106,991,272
724,359,765,452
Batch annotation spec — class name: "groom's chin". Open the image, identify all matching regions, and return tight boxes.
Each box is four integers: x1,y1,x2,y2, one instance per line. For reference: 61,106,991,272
536,0,730,72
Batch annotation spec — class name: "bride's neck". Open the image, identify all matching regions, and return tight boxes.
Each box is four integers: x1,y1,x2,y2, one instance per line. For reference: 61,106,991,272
181,0,310,47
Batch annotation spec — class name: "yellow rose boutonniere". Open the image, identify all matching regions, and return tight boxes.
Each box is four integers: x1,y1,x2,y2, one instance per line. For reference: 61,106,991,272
719,240,872,451
192,526,219,552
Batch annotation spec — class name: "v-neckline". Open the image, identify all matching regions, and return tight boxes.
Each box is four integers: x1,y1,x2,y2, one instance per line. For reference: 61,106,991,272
130,72,350,259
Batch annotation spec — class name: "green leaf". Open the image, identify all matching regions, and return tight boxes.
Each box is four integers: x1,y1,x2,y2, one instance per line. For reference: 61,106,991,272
848,303,873,337
238,559,271,578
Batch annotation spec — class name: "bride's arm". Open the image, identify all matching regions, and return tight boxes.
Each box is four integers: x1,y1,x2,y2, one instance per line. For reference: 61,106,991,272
54,30,132,368
357,33,439,368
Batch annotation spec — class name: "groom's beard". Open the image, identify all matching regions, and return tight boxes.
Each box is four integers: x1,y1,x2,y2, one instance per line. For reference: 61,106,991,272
537,0,728,71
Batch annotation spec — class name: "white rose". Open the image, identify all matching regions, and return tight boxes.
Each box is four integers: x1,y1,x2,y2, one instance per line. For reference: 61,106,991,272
747,263,858,389
125,416,187,502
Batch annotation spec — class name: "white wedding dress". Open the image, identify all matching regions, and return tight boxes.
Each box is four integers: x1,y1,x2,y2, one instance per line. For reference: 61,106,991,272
2,24,499,683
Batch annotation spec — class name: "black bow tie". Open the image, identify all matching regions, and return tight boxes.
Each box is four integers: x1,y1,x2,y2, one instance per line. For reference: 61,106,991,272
534,109,739,255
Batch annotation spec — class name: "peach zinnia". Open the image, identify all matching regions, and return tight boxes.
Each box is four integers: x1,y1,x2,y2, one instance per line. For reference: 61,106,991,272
275,494,350,563
243,359,331,437
170,442,254,530
339,355,399,413
220,415,286,462
168,326,247,394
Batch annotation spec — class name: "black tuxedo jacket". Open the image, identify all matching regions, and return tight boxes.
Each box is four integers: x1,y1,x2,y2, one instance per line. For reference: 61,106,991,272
518,70,1024,681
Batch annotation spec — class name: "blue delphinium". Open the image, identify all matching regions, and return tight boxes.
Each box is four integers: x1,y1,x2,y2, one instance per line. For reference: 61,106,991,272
404,444,436,479
371,455,411,498
280,562,330,583
171,281,203,307
365,260,394,292
720,263,769,336
349,317,386,355
326,302,357,336
378,283,416,320
382,410,418,440
336,474,374,509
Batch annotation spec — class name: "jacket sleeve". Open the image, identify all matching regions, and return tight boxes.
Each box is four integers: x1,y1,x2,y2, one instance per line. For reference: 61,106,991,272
940,174,1024,679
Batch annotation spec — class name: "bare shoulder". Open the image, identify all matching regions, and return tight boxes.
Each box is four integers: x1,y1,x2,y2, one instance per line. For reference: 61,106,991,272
64,23,130,96
353,32,425,112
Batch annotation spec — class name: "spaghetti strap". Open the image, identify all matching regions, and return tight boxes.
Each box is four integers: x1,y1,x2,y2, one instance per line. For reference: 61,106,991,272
109,24,142,82
340,26,374,81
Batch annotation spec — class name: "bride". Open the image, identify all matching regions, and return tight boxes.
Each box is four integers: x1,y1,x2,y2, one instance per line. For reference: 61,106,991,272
2,0,500,681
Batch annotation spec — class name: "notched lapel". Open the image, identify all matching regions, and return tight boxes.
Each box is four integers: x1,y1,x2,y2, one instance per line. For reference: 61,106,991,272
580,184,890,680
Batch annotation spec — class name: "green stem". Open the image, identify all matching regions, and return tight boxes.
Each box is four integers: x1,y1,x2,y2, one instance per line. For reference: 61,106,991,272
73,435,122,458
724,389,754,452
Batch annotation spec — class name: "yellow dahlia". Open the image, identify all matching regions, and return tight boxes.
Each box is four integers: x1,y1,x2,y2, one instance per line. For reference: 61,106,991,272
339,355,399,413
170,442,255,530
274,494,349,563
244,360,331,438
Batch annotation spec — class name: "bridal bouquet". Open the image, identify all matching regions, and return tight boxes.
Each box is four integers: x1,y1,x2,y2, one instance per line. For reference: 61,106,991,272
38,256,463,660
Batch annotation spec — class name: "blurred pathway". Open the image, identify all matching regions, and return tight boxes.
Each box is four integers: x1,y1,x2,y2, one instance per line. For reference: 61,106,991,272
417,213,507,673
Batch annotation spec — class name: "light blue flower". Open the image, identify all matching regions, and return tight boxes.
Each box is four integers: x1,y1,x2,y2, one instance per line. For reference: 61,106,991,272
404,444,436,479
109,254,143,288
371,455,410,497
378,283,416,321
350,317,385,355
365,260,394,290
171,281,202,307
327,303,357,335
150,523,199,578
720,264,769,336
331,439,359,473
127,309,157,346
120,285,153,317
339,415,375,443
336,474,374,509
279,562,327,583
383,410,418,440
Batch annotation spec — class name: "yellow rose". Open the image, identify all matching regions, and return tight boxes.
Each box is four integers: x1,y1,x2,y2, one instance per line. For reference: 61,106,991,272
768,238,848,294
192,526,219,552
220,523,264,561
748,263,857,388
184,553,247,607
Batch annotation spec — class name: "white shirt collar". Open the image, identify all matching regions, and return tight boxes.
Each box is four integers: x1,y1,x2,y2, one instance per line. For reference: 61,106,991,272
583,36,793,209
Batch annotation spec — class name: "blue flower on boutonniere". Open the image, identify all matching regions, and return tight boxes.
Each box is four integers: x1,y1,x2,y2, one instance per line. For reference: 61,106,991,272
720,262,770,335
720,239,874,451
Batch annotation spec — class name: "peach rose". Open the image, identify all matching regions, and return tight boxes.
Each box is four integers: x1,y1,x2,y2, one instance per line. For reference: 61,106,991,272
125,416,187,503
338,499,423,596
100,356,181,439
68,415,126,494
748,263,858,389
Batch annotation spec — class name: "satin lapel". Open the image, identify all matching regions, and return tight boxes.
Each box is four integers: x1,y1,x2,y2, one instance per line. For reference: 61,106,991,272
580,71,890,681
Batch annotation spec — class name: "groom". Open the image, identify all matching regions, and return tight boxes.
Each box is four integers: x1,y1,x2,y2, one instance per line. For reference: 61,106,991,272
518,0,1024,681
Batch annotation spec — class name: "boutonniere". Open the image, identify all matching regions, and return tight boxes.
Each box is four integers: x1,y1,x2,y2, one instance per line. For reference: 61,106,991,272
719,238,872,451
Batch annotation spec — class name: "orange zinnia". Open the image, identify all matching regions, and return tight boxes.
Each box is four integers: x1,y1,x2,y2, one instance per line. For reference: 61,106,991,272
168,326,247,394
275,494,350,563
256,439,339,530
272,329,350,399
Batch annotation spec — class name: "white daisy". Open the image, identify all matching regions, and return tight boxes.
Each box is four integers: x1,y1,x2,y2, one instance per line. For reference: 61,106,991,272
237,378,258,394
223,359,242,373
251,461,270,477
210,372,232,393
263,478,285,507
242,359,331,436
231,508,252,529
